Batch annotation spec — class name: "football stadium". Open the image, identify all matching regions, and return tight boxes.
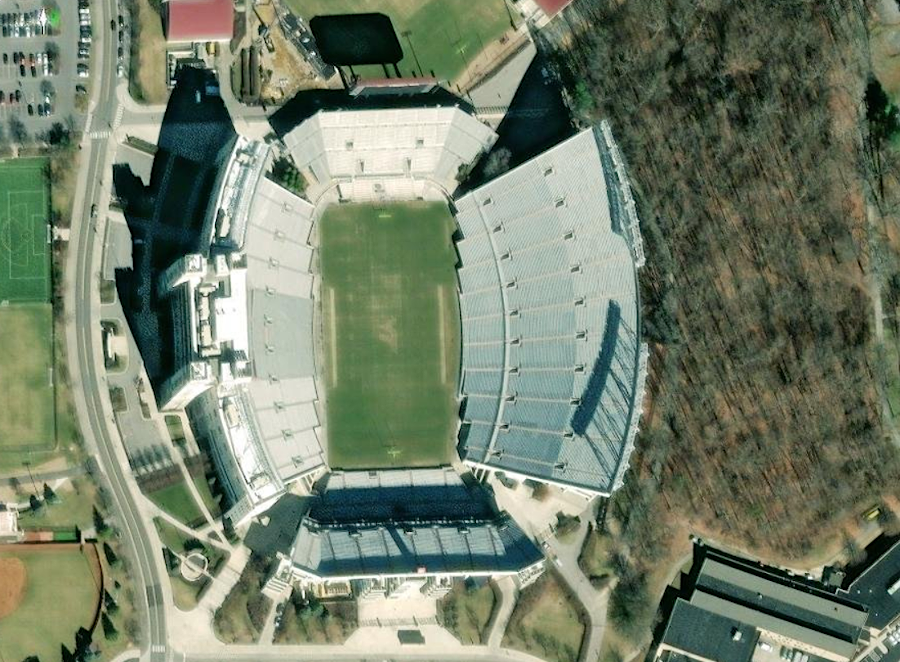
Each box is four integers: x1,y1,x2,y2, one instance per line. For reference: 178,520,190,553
132,71,647,593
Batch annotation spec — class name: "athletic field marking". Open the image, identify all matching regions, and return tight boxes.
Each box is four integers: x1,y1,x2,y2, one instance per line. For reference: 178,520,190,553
438,285,448,385
328,287,338,386
3,188,48,284
378,213,392,218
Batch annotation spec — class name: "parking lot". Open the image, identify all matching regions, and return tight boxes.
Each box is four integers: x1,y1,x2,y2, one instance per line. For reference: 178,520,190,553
0,0,83,136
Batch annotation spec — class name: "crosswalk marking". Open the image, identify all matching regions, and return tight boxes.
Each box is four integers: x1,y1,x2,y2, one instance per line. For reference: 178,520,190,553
113,104,124,130
88,130,111,140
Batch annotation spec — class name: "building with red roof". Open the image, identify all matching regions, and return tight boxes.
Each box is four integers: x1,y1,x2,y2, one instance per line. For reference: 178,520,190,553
533,0,574,17
165,0,234,43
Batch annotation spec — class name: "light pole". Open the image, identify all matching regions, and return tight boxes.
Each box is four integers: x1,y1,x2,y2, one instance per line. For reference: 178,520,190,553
22,459,38,495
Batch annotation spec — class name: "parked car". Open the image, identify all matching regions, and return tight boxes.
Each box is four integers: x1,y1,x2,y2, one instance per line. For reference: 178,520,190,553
19,63,25,77
15,89,20,102
26,104,33,115
3,53,8,64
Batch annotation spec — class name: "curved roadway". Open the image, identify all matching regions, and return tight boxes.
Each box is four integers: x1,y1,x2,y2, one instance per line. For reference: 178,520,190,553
66,0,168,658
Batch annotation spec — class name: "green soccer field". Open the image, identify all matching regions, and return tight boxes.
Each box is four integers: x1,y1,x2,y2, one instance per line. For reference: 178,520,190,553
320,201,460,469
285,0,515,84
0,157,50,303
0,547,101,662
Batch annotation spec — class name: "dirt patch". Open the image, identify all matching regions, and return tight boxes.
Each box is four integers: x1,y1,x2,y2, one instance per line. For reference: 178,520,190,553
0,557,27,619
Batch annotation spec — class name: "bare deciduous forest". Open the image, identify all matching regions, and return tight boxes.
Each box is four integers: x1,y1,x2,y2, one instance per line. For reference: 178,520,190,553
552,0,900,570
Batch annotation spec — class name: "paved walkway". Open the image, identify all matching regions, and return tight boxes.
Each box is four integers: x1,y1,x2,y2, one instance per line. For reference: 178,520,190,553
258,599,280,645
0,464,87,486
490,477,607,662
486,576,517,649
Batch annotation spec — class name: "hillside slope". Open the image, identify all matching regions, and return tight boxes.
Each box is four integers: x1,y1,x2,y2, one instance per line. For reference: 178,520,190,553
555,0,900,560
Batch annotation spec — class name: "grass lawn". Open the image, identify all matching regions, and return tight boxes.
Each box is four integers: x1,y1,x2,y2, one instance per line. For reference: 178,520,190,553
0,546,101,662
214,556,272,643
439,581,496,644
18,477,99,530
275,594,358,644
165,415,186,445
191,472,222,518
130,0,168,103
578,527,616,583
145,480,205,527
285,0,514,84
320,202,460,469
154,518,228,611
503,572,585,662
0,304,55,462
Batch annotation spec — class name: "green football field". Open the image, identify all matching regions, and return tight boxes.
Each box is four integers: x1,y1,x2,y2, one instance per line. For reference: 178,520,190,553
0,157,51,303
285,0,515,84
320,202,460,469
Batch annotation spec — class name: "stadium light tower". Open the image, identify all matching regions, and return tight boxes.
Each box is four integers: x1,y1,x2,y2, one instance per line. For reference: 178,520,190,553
401,30,423,77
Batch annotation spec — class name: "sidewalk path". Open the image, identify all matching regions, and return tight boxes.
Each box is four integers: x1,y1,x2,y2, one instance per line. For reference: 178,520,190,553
0,464,87,486
486,576,517,649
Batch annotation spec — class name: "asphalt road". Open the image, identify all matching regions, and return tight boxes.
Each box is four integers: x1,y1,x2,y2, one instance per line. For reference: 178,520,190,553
69,0,167,657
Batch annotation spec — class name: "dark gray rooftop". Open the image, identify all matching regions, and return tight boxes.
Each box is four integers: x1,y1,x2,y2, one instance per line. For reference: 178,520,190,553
660,598,757,662
841,539,900,630
688,552,868,659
